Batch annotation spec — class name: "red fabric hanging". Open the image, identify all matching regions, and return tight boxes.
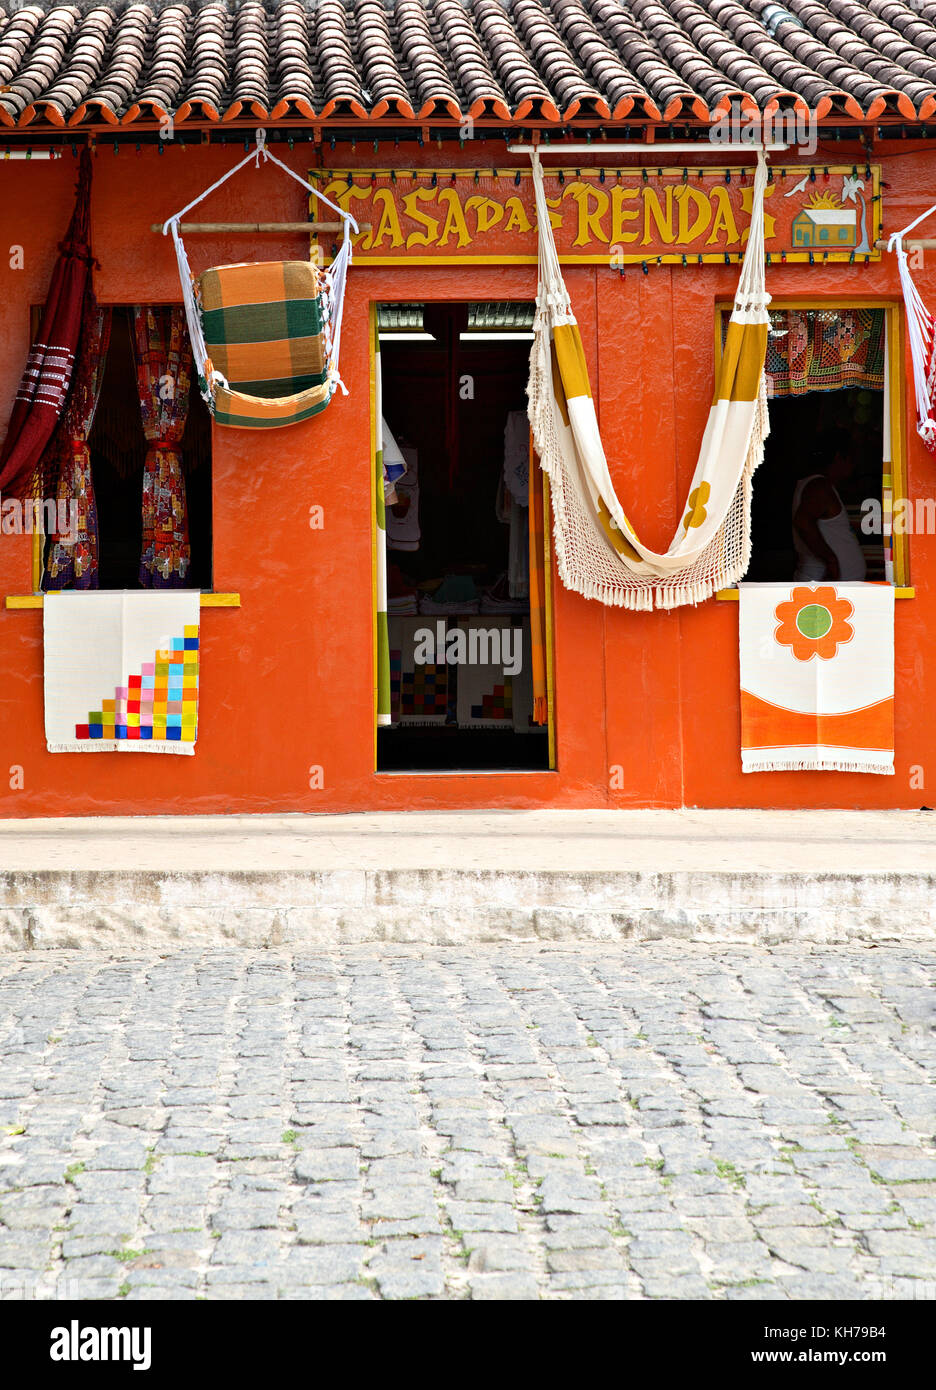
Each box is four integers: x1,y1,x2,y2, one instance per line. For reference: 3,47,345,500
42,305,112,591
0,149,95,501
131,306,193,588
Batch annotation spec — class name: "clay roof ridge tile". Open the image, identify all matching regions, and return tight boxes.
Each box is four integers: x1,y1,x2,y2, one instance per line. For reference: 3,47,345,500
132,2,190,115
432,0,510,109
625,0,743,105
703,0,845,106
511,0,611,110
270,0,318,112
316,0,365,108
181,0,230,114
25,5,109,123
0,4,73,91
826,0,936,81
79,2,153,118
352,0,412,109
585,0,700,111
394,0,461,109
549,0,657,106
227,0,270,112
470,0,554,109
784,0,934,107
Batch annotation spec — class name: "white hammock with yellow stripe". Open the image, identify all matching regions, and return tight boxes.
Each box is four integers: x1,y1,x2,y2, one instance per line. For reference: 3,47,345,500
528,149,771,611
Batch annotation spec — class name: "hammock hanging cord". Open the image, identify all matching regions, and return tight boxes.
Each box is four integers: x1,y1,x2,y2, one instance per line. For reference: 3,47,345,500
887,210,936,452
163,130,359,412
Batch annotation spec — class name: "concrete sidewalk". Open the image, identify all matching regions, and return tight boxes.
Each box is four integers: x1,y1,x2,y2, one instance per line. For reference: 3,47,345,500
1,809,935,949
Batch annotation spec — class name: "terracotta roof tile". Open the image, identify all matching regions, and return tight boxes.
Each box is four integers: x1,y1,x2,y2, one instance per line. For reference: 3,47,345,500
1,0,936,128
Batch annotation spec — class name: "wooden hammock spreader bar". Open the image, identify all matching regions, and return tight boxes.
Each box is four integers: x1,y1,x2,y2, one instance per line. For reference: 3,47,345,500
151,221,371,233
875,238,936,250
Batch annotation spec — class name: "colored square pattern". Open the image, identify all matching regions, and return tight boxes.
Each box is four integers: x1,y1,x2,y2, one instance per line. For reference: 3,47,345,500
75,627,200,746
471,681,513,722
400,664,448,720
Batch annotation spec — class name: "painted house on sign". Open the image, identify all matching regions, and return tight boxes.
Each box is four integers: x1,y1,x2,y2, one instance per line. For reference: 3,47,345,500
0,0,932,815
792,203,858,248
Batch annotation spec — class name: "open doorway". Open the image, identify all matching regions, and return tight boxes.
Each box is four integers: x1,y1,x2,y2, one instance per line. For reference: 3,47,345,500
377,302,550,773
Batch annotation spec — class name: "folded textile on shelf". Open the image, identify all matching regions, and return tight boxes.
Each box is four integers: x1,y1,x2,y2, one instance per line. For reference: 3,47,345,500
419,573,481,615
480,572,528,614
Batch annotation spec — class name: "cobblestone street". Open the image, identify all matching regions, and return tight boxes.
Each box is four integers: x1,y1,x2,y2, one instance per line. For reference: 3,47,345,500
0,945,933,1302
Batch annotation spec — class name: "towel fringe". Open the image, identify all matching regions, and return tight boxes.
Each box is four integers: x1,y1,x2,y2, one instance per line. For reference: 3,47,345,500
742,757,895,775
46,741,195,755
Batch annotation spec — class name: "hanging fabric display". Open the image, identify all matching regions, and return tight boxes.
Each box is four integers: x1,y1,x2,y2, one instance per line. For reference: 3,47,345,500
389,616,451,727
0,149,95,501
165,131,356,430
528,149,771,611
44,590,201,755
43,306,112,591
739,582,894,775
374,321,391,728
131,305,192,588
764,309,885,397
528,433,549,726
387,446,420,551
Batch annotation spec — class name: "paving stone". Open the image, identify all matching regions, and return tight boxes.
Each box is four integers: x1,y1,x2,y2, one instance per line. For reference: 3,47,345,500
547,1248,626,1273
466,1237,538,1271
294,1150,361,1184
281,1244,366,1284
469,1272,539,1299
444,1202,519,1234
209,1232,282,1265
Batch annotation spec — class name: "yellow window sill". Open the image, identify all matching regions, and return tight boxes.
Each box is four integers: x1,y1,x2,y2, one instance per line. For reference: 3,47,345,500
715,587,914,600
5,593,241,610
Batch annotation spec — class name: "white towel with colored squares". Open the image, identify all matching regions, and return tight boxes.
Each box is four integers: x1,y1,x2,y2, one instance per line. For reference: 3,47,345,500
44,591,201,754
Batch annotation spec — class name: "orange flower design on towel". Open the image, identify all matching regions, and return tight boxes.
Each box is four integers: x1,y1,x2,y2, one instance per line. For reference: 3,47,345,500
774,586,855,662
682,481,711,533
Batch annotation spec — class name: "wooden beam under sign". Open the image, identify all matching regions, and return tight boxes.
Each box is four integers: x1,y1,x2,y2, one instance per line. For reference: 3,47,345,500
151,222,371,234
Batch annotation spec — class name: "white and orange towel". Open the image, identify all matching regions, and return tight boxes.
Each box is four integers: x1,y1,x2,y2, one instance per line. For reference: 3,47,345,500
739,582,894,775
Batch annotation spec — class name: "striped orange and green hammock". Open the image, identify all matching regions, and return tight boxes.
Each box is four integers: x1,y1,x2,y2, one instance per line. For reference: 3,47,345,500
165,132,356,431
200,261,331,428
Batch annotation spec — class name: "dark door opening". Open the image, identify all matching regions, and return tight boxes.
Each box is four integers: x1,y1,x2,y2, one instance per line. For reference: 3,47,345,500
745,387,885,583
377,302,550,772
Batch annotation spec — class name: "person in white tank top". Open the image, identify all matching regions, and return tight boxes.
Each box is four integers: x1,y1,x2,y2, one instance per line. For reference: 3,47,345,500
792,429,866,582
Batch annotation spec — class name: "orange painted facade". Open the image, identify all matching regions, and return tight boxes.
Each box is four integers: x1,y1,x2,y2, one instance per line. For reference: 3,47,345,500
0,140,932,815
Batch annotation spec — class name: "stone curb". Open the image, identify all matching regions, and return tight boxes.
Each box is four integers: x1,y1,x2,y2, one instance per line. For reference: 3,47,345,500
2,867,935,949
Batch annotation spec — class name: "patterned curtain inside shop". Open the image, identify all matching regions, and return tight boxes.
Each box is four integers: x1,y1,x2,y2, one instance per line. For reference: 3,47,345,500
765,309,886,398
42,304,112,591
131,305,193,588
